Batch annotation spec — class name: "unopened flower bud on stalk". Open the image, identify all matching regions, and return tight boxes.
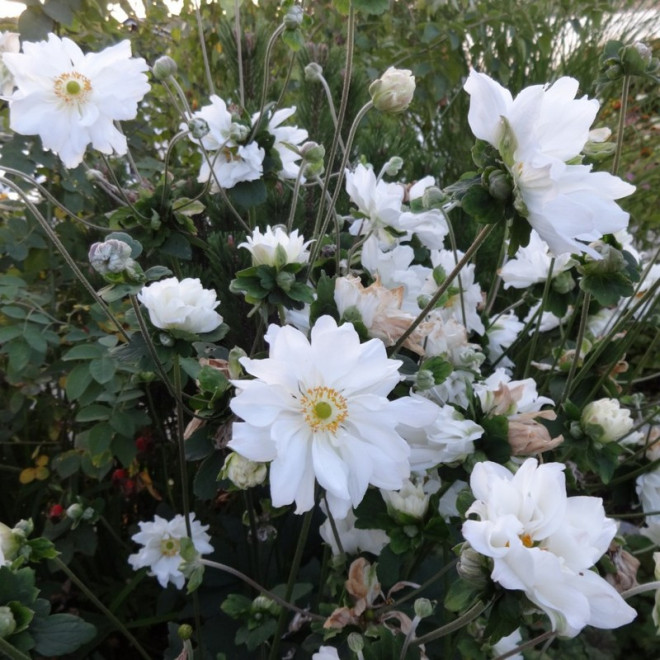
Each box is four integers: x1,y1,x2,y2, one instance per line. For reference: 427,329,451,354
229,122,250,143
178,624,193,641
89,239,135,276
414,597,434,619
301,141,325,163
152,55,177,80
0,606,17,639
383,156,404,177
582,398,634,444
304,62,323,82
220,452,267,489
422,185,447,209
284,5,304,29
369,67,416,114
347,633,365,653
188,117,210,139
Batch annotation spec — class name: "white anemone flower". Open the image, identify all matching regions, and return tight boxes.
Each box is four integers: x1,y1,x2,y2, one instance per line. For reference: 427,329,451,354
463,459,636,637
319,506,389,556
464,70,635,257
128,514,213,589
0,32,20,97
229,316,438,518
3,33,150,169
239,225,311,267
138,277,223,334
252,106,308,180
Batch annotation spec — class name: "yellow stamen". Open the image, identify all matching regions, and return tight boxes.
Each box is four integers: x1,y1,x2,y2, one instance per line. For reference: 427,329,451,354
53,71,92,105
160,536,181,557
300,386,348,433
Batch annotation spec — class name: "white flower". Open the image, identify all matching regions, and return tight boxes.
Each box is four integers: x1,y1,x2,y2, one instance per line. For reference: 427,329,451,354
486,311,525,369
499,230,576,289
228,316,438,518
474,369,553,417
0,32,20,97
464,70,635,257
369,67,416,113
319,507,389,556
221,452,267,489
253,106,308,179
636,469,660,528
190,95,265,190
238,225,311,267
462,458,636,637
492,628,523,660
399,397,484,469
3,34,150,169
128,514,213,589
581,398,634,444
138,277,223,334
313,646,341,660
381,476,430,520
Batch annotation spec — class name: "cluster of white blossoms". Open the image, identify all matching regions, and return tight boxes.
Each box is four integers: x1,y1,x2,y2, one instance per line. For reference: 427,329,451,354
464,70,635,257
128,514,213,589
462,459,637,637
3,33,150,168
187,96,307,190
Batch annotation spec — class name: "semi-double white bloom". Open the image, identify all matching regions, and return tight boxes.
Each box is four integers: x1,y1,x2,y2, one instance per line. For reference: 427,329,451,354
138,277,223,334
128,514,213,589
239,225,311,267
462,459,636,637
3,34,150,168
229,316,437,518
464,71,635,257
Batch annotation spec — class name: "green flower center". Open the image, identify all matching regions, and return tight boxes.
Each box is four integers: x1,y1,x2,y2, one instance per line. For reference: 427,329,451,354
54,71,92,106
160,536,181,557
301,386,348,434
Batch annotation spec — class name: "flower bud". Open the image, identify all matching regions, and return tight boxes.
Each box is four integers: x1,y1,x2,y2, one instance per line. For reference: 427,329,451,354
383,156,404,177
0,522,20,562
415,369,435,391
66,503,83,520
381,478,429,521
369,67,415,114
551,270,575,294
301,141,325,163
229,122,250,143
582,398,634,444
276,269,296,292
228,346,247,379
347,632,364,653
178,624,193,641
507,411,564,456
413,597,434,619
0,606,16,639
284,5,304,29
621,41,652,76
422,185,447,209
188,117,210,139
304,62,323,83
152,55,178,80
220,452,267,489
457,545,489,587
89,239,135,276
484,168,512,202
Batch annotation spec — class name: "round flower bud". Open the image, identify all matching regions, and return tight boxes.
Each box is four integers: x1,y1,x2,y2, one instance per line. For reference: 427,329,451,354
89,239,134,276
381,478,429,521
347,633,364,653
582,398,634,444
229,122,250,143
301,141,325,163
484,168,512,202
457,545,489,587
188,117,210,140
221,452,267,490
0,522,19,562
0,606,17,639
415,369,436,391
551,270,575,294
178,624,193,641
621,41,652,75
383,156,404,177
66,503,84,520
152,55,178,80
413,597,434,619
369,67,416,114
284,5,304,29
422,185,447,209
304,62,323,83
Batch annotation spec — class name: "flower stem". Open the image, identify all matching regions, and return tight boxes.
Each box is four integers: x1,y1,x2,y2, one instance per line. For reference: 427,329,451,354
252,23,287,137
200,558,325,621
622,580,660,599
234,0,244,106
412,598,491,646
0,638,31,660
0,176,130,343
390,223,496,355
611,75,630,176
561,291,590,404
196,0,215,97
269,508,316,659
493,629,555,659
53,556,151,660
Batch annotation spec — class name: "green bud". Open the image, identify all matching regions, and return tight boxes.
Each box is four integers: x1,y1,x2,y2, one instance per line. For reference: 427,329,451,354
276,270,296,292
347,632,364,653
66,503,83,520
229,122,250,143
304,62,323,83
605,63,624,81
552,270,575,294
301,141,325,164
422,186,447,209
188,117,210,140
0,606,17,638
369,67,416,114
415,369,436,391
383,156,404,177
178,624,193,641
620,42,652,76
484,168,512,202
283,5,304,29
13,519,33,537
457,545,489,587
152,55,178,80
414,597,434,619
159,332,175,347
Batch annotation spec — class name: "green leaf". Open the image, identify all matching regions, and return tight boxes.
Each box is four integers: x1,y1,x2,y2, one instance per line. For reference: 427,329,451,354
65,363,93,401
89,356,117,384
444,578,482,612
6,340,31,374
460,184,504,224
420,356,452,385
144,265,173,281
353,0,389,15
0,567,38,605
579,271,634,306
75,404,112,422
62,344,105,361
193,451,225,500
228,180,267,208
18,7,54,41
22,326,47,354
0,325,23,342
309,272,339,327
160,233,192,260
87,423,113,457
31,614,96,656
235,619,278,651
41,0,76,25
52,451,81,479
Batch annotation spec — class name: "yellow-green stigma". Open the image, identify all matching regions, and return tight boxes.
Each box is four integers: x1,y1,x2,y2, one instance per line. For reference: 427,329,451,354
160,536,181,557
301,386,348,433
54,71,92,105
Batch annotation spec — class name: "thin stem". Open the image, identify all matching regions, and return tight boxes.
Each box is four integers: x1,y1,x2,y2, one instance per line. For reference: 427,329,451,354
622,580,660,599
100,155,149,220
286,165,306,232
561,291,590,404
322,494,345,557
53,556,151,660
234,0,244,106
269,508,316,660
390,223,496,355
307,100,374,267
412,599,491,646
494,630,556,660
611,75,631,176
201,558,325,622
317,73,346,154
196,0,215,96
0,176,130,343
0,637,32,660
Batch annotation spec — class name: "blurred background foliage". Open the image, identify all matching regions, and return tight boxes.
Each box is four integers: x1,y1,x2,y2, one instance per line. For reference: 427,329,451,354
0,0,658,656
